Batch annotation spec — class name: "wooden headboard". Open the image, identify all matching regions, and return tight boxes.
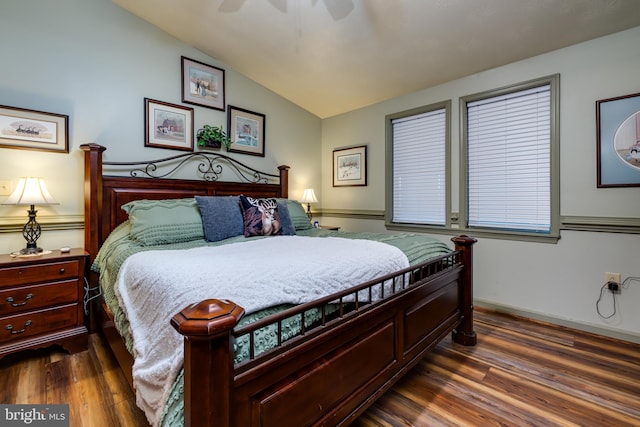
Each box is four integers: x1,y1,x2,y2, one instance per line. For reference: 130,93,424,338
81,143,289,263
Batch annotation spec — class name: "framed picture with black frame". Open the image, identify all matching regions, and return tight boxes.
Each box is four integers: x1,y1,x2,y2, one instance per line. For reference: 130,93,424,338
144,98,194,152
333,145,367,187
227,105,265,157
596,92,640,187
181,56,225,111
0,105,68,153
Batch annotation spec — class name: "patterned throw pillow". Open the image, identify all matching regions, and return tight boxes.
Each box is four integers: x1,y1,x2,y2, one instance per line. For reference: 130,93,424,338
239,195,283,237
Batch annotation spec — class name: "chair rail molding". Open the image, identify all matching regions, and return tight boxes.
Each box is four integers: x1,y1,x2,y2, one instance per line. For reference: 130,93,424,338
560,215,640,234
0,214,84,233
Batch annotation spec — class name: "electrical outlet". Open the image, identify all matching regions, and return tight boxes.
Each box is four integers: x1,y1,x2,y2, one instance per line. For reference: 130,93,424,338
0,180,11,196
605,272,621,284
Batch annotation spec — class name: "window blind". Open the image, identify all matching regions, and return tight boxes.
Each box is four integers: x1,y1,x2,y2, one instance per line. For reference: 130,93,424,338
466,85,551,232
392,109,446,225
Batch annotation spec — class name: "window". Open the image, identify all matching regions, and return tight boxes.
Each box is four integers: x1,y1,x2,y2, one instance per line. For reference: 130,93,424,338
461,75,559,239
386,101,450,227
385,75,558,242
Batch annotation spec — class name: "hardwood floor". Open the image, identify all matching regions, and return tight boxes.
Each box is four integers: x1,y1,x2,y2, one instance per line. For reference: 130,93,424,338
0,331,148,426
1,309,638,426
354,309,640,427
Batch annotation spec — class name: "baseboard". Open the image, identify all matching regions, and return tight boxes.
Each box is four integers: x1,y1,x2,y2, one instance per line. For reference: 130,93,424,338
475,298,640,344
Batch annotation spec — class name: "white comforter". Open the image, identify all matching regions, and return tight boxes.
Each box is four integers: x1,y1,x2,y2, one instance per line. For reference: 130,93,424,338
115,235,409,426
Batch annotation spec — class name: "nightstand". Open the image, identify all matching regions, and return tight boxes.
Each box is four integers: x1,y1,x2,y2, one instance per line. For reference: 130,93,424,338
318,225,341,231
0,249,89,359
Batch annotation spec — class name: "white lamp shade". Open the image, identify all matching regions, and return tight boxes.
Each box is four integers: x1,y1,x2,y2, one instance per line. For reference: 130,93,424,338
300,188,318,204
2,177,58,206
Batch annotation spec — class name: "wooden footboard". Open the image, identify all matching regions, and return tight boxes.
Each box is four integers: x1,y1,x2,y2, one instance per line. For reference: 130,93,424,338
172,236,476,427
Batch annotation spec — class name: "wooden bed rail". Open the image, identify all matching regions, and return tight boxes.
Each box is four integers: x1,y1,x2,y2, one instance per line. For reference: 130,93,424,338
171,235,477,427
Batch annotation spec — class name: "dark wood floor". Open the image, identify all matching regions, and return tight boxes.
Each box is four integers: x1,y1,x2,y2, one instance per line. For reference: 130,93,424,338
1,309,639,426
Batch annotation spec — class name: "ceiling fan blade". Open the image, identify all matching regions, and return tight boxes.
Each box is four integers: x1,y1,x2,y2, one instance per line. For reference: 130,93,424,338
267,0,288,13
323,0,354,20
218,0,245,13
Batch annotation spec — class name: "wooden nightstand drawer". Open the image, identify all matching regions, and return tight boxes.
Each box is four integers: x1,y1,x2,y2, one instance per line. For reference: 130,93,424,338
0,279,79,316
0,260,79,288
0,249,88,359
0,303,78,343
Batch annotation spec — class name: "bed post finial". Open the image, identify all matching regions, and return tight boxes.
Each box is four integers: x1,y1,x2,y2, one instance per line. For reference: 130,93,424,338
278,165,290,199
80,143,106,264
451,235,477,346
171,299,245,427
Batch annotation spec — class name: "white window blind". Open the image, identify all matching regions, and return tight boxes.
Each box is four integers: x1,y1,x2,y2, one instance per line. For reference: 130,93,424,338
392,109,446,225
466,85,551,232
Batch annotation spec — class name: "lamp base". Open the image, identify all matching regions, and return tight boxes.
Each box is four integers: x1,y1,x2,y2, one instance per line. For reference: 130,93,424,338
19,246,44,255
18,205,44,255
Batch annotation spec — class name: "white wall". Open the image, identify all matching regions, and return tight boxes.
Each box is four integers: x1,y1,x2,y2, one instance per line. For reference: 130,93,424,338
0,0,322,254
321,27,640,341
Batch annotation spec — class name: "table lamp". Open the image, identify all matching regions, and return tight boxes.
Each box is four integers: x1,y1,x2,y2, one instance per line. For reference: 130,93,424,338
2,177,58,254
300,188,318,220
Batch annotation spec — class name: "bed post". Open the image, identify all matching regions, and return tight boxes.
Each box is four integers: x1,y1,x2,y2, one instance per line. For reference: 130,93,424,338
171,299,245,427
278,165,289,199
80,143,106,264
451,235,477,346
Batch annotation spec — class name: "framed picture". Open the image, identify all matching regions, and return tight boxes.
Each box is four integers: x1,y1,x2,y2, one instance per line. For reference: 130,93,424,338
333,145,367,187
596,92,640,187
144,98,194,151
0,105,68,153
227,105,265,157
181,56,225,111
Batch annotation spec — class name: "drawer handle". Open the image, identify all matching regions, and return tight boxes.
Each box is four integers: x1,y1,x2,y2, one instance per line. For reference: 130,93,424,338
5,320,32,335
59,268,65,274
6,294,33,307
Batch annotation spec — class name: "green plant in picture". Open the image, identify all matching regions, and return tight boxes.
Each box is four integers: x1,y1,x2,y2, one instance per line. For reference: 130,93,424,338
196,125,233,150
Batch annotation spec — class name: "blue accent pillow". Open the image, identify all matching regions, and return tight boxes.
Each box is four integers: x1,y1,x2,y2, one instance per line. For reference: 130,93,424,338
195,196,244,242
277,200,296,236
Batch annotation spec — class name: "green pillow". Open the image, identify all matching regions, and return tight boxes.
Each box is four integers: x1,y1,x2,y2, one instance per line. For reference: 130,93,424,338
285,199,312,230
121,198,204,246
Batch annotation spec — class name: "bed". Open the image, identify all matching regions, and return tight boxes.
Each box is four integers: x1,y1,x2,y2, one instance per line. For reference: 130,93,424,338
81,143,477,427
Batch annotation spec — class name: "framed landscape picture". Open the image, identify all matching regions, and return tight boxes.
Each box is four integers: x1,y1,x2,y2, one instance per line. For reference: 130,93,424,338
181,56,225,111
333,145,367,187
144,98,194,151
227,105,265,157
0,105,68,153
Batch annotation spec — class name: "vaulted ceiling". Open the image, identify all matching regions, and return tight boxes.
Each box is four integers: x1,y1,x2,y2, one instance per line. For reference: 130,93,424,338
113,0,640,118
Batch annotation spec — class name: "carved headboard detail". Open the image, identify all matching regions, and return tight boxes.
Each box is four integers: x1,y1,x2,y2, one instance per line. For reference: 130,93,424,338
81,143,289,262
